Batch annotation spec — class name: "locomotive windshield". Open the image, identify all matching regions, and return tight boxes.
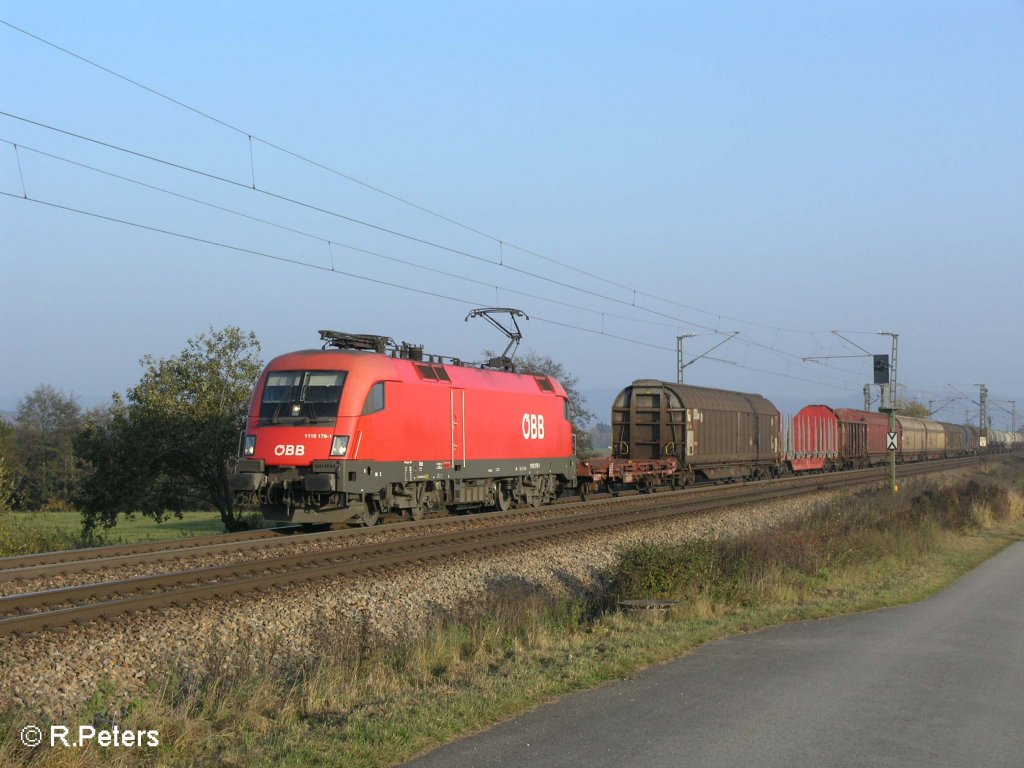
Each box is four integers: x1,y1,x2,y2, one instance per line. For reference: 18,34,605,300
258,370,346,425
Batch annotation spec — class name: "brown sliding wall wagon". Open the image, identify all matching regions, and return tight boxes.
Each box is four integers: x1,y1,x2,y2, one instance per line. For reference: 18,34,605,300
611,379,781,485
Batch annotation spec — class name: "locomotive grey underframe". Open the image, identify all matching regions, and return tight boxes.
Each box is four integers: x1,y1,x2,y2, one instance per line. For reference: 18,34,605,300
231,456,577,524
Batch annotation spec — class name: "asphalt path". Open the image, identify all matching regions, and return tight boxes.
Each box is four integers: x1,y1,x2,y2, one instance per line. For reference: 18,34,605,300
404,539,1024,768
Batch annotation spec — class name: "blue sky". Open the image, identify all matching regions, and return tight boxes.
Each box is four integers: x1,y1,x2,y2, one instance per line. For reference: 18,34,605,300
1,1,1021,427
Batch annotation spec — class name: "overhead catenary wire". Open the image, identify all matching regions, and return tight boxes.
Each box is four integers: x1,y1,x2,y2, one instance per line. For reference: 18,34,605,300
0,188,859,391
0,123,864,391
0,18,886,388
11,16,993,399
4,19,1012,404
0,111,501,268
4,132,866,390
0,190,677,357
0,111,864,388
0,18,831,337
0,111,685,320
0,137,690,334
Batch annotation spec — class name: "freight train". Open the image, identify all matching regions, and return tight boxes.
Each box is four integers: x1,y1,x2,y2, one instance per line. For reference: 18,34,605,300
229,329,1021,525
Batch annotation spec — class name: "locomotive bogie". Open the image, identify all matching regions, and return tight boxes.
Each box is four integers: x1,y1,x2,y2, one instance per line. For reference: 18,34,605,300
234,459,572,525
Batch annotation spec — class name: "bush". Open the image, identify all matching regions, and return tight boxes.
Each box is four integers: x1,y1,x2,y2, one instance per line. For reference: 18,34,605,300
602,475,1023,610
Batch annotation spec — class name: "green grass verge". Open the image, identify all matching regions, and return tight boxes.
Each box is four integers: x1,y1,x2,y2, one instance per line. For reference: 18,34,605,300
0,510,225,557
2,460,1023,767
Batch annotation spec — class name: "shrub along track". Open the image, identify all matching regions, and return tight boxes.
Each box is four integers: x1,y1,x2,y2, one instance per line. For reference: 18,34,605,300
0,457,980,638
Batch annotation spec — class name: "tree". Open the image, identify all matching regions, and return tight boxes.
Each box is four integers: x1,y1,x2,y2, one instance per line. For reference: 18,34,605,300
0,420,15,511
487,349,596,454
11,385,83,509
76,326,263,531
588,421,612,455
897,401,931,419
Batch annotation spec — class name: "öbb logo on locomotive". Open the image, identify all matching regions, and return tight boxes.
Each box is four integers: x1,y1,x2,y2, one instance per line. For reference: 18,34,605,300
522,413,545,440
227,327,1020,528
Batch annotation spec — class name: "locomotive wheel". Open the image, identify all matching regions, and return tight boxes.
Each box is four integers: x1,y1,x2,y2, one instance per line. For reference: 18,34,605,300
409,504,425,522
359,506,380,527
494,482,511,512
528,492,542,508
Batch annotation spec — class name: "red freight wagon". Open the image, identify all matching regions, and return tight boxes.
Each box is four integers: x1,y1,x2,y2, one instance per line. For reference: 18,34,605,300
790,406,890,472
230,331,577,525
789,405,839,472
832,408,891,468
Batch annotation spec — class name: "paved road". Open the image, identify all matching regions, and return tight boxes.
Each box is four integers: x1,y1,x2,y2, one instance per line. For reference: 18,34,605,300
404,540,1024,768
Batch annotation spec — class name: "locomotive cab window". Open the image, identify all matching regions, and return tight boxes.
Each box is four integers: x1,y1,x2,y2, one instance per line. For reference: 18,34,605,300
362,382,386,415
259,370,346,425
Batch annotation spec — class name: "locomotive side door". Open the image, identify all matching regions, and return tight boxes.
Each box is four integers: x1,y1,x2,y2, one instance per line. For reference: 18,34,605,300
451,388,466,469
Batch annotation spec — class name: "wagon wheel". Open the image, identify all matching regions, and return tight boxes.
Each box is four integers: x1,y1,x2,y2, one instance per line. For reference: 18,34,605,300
494,482,511,513
579,481,593,502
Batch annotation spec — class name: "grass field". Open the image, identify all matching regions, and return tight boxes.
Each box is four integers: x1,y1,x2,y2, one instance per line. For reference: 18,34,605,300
0,510,225,557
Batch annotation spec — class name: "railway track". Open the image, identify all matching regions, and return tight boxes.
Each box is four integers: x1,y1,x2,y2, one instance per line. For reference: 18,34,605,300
0,479,759,590
0,525,303,572
0,462,890,590
0,456,981,638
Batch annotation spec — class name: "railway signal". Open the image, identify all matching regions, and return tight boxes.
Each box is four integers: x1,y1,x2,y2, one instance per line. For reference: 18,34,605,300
804,330,900,492
873,355,890,384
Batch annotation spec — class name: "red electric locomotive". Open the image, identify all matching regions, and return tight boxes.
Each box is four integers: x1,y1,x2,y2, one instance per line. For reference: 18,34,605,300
229,330,577,525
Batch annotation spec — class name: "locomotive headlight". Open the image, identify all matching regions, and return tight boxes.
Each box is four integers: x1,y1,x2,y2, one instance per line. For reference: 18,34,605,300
242,434,257,456
330,435,350,457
